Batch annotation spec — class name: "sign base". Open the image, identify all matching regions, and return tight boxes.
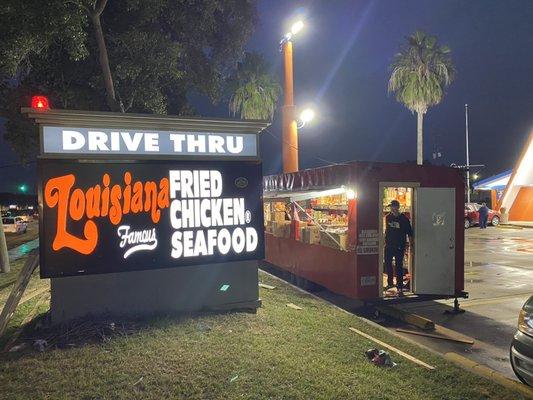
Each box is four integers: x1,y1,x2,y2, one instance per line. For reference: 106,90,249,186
50,261,259,323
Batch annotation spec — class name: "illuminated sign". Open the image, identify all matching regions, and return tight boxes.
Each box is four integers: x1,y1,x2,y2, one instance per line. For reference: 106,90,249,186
38,159,264,278
42,126,258,158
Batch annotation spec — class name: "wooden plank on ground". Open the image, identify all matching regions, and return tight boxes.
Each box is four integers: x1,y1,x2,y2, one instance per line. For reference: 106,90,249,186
0,251,39,338
432,324,476,344
376,305,435,331
259,283,276,290
395,328,474,345
349,327,435,370
286,303,302,310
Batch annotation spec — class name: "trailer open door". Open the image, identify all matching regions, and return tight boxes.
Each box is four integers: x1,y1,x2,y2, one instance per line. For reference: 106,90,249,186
413,188,456,295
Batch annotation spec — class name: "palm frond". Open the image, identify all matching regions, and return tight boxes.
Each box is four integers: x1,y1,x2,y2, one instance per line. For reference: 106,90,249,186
228,52,281,120
388,31,455,114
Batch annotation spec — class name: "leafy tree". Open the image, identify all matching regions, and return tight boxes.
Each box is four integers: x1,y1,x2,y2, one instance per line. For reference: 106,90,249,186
0,0,258,159
388,31,455,165
228,52,281,120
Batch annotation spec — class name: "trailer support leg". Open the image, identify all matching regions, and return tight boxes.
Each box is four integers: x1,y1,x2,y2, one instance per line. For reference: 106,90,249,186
444,298,465,314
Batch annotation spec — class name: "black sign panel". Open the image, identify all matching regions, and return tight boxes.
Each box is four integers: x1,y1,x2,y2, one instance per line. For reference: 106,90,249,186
38,159,264,278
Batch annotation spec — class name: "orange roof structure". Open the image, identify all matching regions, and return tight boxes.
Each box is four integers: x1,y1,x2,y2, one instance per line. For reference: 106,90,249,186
497,132,533,221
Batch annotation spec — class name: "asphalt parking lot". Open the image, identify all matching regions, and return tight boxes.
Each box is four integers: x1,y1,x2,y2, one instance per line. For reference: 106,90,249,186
394,226,533,380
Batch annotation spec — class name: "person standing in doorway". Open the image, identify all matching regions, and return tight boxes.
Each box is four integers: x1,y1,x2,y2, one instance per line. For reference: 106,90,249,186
478,202,489,229
385,200,414,296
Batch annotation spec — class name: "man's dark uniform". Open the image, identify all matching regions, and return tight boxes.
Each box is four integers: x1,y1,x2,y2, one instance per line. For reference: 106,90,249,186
385,212,413,291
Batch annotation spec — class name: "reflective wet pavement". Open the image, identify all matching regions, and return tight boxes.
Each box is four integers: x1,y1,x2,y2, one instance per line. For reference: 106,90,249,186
394,227,533,380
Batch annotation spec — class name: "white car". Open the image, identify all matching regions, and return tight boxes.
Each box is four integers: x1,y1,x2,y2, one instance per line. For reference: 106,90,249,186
2,217,28,233
16,213,32,222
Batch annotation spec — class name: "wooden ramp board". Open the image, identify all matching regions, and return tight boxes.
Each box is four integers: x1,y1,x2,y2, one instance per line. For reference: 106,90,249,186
396,328,474,345
349,327,435,370
0,251,39,338
376,305,435,331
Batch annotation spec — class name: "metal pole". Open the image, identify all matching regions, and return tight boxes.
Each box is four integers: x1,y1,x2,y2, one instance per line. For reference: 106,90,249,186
465,104,470,203
281,40,298,173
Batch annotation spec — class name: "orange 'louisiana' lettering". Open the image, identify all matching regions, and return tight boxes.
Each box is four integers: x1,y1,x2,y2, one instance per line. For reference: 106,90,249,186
44,172,170,254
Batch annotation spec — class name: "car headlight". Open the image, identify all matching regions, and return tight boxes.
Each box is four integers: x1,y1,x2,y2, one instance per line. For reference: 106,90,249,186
518,309,533,336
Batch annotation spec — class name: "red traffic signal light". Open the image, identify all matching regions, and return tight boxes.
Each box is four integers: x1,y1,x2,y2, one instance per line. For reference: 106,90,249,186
31,95,50,110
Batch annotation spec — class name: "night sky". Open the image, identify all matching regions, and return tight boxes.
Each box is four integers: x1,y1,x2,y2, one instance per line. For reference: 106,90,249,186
1,0,533,194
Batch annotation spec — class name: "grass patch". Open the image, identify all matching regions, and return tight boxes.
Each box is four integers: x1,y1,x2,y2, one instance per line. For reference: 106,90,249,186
0,256,49,306
0,271,525,400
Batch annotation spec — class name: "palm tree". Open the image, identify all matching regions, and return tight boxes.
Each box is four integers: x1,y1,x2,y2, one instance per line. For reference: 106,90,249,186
388,31,455,165
228,52,281,120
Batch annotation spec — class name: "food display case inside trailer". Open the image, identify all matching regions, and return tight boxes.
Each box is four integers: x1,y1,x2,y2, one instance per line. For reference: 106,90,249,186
263,161,467,302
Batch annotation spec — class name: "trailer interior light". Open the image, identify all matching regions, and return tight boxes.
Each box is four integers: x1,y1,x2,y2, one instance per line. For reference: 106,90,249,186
346,189,357,200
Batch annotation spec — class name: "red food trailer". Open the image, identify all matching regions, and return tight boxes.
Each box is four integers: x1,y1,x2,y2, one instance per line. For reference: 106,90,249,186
263,161,468,303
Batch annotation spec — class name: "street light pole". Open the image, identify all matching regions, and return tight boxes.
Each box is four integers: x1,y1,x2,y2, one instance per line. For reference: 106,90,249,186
281,39,298,173
465,104,471,203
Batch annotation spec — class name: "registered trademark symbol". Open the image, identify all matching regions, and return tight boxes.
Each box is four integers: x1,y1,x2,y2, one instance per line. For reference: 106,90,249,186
245,210,251,223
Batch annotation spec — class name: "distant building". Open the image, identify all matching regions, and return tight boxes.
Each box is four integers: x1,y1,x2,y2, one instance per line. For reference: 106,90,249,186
0,192,38,211
474,132,533,222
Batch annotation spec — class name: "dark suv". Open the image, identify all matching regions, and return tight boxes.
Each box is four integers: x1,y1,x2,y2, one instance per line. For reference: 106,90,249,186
510,295,533,386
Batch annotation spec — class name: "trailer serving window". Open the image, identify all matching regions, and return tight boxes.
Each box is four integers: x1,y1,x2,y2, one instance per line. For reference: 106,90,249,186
264,187,355,251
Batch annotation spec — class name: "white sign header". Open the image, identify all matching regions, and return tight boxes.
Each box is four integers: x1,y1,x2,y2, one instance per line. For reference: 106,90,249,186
42,126,258,158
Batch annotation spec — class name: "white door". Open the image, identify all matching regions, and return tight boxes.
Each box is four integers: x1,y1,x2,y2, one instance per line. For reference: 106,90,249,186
413,188,456,295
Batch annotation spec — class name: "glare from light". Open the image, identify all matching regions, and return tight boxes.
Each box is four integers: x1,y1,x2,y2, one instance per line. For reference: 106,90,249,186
291,20,304,35
299,108,315,124
346,189,357,200
472,173,479,180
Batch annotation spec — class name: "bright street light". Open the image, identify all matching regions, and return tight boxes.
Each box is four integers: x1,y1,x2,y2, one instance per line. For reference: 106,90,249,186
298,108,315,127
282,20,304,43
290,20,304,35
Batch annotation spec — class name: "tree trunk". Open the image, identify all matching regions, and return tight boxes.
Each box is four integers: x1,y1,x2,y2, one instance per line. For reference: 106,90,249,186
416,110,424,165
0,218,9,273
91,0,123,112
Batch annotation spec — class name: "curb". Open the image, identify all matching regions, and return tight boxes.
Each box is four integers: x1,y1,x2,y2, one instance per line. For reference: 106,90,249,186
500,224,530,229
444,352,533,399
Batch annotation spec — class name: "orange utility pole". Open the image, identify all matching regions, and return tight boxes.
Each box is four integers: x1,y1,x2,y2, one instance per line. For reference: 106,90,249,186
281,40,298,173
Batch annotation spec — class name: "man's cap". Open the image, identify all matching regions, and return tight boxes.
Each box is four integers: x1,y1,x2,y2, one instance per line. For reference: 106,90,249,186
389,200,400,208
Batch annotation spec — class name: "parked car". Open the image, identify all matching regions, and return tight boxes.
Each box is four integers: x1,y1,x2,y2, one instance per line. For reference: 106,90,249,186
464,202,501,229
2,216,28,233
10,209,34,222
15,213,31,222
510,295,533,386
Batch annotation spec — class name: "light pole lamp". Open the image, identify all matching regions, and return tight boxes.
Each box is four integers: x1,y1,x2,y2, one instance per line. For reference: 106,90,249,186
280,20,303,173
